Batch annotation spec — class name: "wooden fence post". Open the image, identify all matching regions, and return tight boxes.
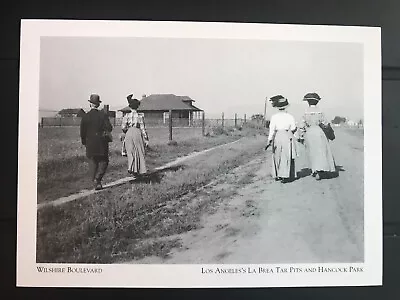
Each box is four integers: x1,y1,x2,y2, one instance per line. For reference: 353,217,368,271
202,111,205,136
169,110,173,141
244,114,247,124
234,113,237,128
222,112,224,129
263,97,267,127
41,117,44,128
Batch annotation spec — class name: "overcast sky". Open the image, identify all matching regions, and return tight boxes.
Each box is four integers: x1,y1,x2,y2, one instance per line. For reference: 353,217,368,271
39,37,364,121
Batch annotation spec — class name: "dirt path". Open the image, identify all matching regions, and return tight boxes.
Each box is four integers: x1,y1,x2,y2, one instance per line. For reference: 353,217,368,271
134,128,364,264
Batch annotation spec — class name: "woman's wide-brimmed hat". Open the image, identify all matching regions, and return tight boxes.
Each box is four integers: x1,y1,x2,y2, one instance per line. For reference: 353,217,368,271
88,93,101,104
127,93,140,107
270,95,289,108
303,92,321,102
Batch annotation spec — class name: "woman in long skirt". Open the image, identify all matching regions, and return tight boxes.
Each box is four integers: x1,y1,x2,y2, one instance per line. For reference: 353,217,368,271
298,92,336,180
267,95,299,183
121,94,149,177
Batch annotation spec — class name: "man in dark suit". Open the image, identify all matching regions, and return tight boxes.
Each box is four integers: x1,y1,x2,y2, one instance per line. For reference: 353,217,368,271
80,94,113,190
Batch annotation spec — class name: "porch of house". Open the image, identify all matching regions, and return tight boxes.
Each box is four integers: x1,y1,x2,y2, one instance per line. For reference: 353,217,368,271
141,110,203,126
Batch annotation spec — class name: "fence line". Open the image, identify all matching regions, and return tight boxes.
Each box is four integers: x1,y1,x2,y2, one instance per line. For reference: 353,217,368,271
39,115,269,129
39,112,270,141
38,110,362,145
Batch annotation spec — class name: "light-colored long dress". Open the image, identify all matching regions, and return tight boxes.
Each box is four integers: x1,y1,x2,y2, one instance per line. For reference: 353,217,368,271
298,107,336,173
121,109,149,175
268,111,299,179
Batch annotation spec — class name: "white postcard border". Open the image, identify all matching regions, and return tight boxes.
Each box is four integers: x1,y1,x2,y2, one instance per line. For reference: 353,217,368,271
17,20,382,288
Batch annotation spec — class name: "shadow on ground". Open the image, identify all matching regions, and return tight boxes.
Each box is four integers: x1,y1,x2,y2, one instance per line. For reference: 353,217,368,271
127,165,186,184
293,165,346,182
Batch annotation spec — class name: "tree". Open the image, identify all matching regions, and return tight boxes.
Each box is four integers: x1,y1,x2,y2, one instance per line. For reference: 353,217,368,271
251,113,269,128
251,114,264,121
331,116,347,124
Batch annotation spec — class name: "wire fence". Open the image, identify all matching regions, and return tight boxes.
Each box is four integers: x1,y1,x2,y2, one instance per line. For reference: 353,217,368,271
39,112,269,142
39,115,269,129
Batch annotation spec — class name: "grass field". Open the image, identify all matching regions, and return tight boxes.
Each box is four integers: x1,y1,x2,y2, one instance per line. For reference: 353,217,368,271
36,133,267,263
38,127,212,163
37,125,266,203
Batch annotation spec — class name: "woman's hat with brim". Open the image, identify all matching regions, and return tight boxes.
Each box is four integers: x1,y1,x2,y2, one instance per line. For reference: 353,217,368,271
88,93,101,104
127,94,140,107
270,95,289,108
303,92,321,102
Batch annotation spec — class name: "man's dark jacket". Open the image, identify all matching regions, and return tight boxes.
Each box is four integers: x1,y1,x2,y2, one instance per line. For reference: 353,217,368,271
80,109,113,158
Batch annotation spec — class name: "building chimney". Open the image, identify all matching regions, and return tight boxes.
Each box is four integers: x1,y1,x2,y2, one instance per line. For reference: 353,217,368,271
103,104,110,114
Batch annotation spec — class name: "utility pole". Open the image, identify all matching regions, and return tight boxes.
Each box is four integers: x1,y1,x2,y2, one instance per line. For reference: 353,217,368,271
263,96,268,127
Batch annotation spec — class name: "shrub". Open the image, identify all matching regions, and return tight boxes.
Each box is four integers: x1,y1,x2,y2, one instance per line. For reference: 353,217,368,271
167,140,178,146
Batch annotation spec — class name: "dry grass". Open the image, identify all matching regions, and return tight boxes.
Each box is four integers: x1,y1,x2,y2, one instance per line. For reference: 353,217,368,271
38,127,228,163
37,126,260,203
36,135,267,263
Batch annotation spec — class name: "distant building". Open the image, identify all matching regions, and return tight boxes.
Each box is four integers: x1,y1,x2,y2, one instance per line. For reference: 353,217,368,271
57,108,86,118
347,120,357,126
118,94,203,125
57,107,115,118
38,110,57,119
106,110,116,118
101,107,116,118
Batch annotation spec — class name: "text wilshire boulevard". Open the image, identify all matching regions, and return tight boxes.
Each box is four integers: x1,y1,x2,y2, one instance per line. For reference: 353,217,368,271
37,266,103,274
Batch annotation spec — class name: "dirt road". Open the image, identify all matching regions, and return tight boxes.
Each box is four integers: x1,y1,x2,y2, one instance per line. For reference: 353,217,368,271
135,128,364,264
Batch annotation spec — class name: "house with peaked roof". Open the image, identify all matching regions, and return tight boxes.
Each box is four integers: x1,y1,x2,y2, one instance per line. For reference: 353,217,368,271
118,94,203,125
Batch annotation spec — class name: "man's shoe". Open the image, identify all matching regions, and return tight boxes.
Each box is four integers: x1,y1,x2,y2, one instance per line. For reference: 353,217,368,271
94,181,103,190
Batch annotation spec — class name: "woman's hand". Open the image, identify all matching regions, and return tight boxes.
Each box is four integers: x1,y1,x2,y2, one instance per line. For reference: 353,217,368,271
265,140,272,150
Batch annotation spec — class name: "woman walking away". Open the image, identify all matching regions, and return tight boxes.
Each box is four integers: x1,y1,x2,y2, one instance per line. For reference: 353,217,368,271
298,92,336,180
267,95,299,183
121,94,149,177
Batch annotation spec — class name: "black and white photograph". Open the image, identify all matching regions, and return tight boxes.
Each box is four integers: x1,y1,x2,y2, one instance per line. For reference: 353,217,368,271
17,20,382,288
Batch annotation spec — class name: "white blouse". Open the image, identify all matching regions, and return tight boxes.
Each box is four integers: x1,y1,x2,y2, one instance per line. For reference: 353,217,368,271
121,109,149,141
267,111,297,142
